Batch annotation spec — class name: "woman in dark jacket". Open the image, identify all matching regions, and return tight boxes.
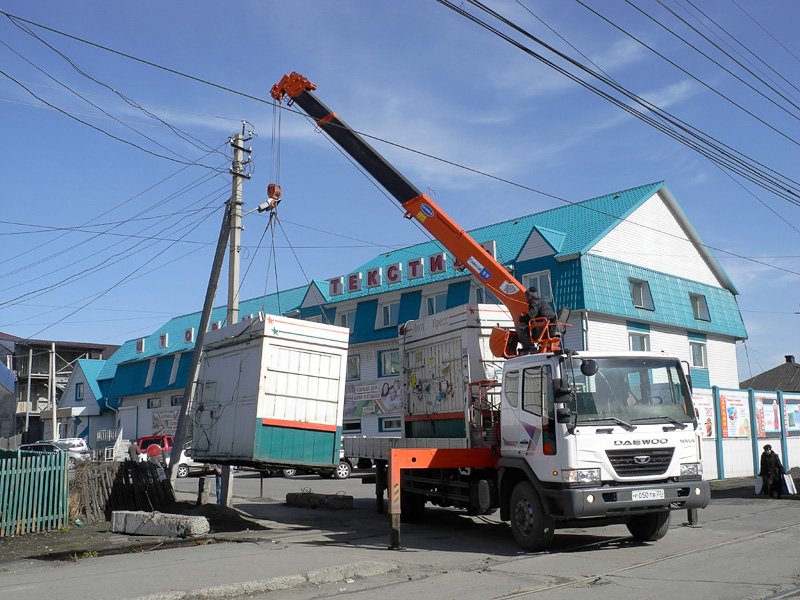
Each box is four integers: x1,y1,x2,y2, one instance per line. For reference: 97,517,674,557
759,444,785,499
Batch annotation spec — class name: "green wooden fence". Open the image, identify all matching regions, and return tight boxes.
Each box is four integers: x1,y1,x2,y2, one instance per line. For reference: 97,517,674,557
0,449,69,537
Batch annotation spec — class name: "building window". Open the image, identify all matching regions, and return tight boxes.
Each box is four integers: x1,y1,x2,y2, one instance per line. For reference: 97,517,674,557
338,309,356,331
159,333,169,349
629,332,650,352
75,382,84,402
379,417,402,432
690,341,707,368
629,279,654,310
147,397,162,409
378,301,400,328
690,294,710,321
378,349,400,377
170,395,182,407
474,286,499,304
343,421,361,433
346,355,361,381
522,271,553,302
425,292,448,316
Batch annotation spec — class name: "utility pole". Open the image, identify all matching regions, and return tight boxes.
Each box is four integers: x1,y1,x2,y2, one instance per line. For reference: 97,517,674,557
24,348,32,433
50,342,56,440
220,125,251,507
169,128,251,502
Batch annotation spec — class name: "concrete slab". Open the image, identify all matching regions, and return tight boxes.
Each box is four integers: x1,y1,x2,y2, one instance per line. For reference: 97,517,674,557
285,492,353,509
111,510,210,538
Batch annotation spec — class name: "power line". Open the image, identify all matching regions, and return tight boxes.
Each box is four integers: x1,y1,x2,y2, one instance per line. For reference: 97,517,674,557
678,0,800,102
627,0,800,119
0,68,224,170
4,7,796,202
7,16,226,157
728,0,800,65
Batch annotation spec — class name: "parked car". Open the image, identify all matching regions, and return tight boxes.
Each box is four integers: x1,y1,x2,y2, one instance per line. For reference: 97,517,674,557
174,439,212,478
19,439,91,468
137,435,174,466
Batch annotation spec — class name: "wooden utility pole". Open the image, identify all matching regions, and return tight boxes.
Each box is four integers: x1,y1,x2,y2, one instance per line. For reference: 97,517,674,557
220,127,250,506
169,128,251,500
50,342,56,440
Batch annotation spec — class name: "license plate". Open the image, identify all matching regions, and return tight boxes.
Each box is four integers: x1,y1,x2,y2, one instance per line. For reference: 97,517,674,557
631,489,664,501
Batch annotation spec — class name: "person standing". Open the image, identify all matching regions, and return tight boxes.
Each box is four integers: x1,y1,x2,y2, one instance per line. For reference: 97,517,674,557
128,441,140,462
212,464,223,504
759,444,785,499
515,286,555,354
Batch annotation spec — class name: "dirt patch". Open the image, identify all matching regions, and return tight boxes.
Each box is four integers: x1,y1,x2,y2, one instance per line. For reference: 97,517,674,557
0,501,269,564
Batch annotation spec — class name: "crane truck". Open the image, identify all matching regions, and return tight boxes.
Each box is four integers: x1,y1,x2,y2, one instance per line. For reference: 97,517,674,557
271,72,710,551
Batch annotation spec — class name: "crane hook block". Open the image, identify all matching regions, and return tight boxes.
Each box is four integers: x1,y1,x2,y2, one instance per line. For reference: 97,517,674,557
266,183,282,210
271,72,317,102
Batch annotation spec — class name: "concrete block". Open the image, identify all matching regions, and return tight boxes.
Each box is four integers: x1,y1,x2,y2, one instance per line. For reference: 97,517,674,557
285,492,353,510
111,510,210,537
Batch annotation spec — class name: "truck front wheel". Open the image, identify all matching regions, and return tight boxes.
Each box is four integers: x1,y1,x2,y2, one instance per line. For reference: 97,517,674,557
626,510,670,541
509,481,554,551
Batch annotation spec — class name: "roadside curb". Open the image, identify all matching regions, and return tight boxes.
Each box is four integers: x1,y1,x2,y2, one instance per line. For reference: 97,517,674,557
124,560,399,600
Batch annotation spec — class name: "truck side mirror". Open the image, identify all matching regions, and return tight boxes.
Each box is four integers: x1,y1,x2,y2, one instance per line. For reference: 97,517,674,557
556,407,574,423
552,378,570,401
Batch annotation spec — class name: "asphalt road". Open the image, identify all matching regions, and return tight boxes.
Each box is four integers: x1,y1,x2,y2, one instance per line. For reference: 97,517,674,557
1,470,797,600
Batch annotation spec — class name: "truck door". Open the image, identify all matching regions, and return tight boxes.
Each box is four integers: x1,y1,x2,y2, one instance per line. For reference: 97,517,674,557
501,365,559,473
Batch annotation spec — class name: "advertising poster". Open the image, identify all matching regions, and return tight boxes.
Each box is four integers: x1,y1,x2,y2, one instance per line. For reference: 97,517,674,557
784,396,800,437
153,410,178,435
719,391,751,438
754,394,781,438
344,377,402,417
692,391,715,438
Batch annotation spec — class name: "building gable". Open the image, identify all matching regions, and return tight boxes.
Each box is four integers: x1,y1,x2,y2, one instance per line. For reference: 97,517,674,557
588,189,724,289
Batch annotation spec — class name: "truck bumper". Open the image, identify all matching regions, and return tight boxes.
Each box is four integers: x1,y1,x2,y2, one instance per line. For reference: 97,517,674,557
543,479,710,519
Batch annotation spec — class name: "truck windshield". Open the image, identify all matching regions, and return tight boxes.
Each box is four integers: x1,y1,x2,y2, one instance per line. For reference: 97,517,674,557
564,357,694,426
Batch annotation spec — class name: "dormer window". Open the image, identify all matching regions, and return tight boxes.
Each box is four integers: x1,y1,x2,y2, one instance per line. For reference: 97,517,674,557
629,278,654,310
690,293,710,321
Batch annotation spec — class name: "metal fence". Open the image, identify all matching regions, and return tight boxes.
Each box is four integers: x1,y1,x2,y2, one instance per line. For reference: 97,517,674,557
0,449,68,537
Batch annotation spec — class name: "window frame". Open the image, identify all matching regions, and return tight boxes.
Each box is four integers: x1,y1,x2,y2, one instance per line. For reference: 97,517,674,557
147,397,162,409
690,293,711,321
522,271,553,302
689,341,707,369
424,292,448,316
377,349,401,378
170,395,182,407
75,382,84,402
629,278,654,310
377,300,400,329
338,308,356,331
346,355,361,381
379,417,402,432
629,332,651,352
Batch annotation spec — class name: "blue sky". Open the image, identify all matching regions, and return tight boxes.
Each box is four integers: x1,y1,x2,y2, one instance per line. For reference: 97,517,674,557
0,1,797,382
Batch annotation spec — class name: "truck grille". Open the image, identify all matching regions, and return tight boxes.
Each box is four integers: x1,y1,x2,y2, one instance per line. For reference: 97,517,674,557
605,447,674,477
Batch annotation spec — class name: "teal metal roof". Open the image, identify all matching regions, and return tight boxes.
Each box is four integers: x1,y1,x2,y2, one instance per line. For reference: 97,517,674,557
116,284,308,365
102,285,308,400
318,181,665,303
582,254,747,338
76,359,105,408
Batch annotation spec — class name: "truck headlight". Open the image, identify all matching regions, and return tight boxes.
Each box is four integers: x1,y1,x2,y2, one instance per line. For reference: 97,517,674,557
680,462,702,479
563,468,601,485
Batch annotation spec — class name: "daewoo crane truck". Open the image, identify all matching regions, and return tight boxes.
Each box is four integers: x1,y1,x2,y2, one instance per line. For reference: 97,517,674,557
271,72,710,551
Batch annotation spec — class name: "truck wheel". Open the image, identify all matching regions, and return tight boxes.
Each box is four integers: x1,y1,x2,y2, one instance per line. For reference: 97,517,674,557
282,468,297,478
333,461,352,479
509,481,554,551
400,490,426,522
176,463,189,478
626,510,670,541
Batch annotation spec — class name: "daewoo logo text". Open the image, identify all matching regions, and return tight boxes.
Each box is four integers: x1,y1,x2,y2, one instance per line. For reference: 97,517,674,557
613,439,668,446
